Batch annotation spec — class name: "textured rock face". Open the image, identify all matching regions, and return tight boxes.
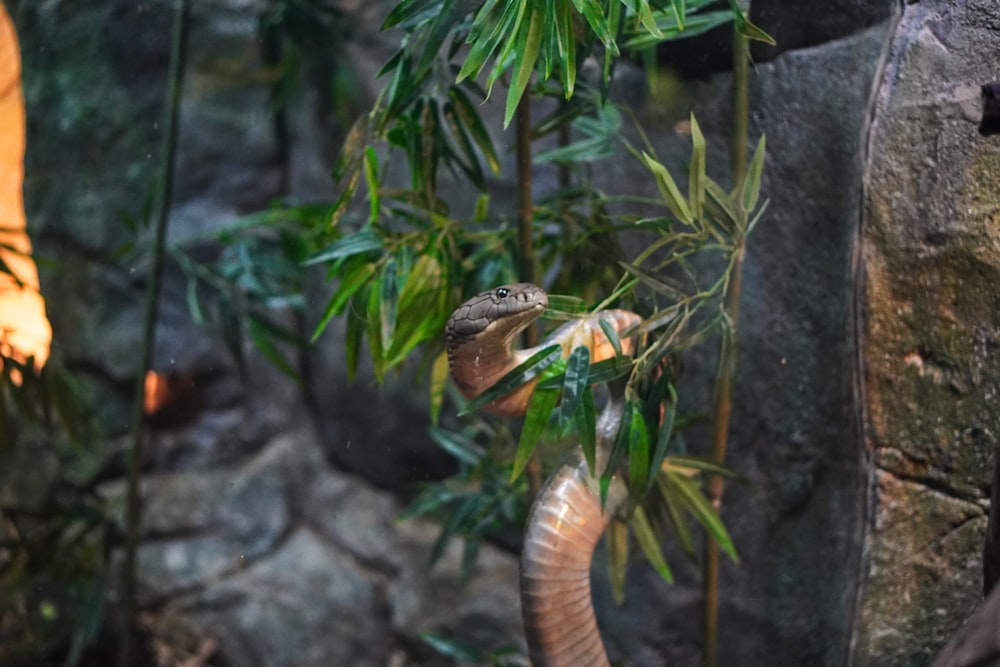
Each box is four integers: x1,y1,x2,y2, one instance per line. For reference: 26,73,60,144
856,0,1000,664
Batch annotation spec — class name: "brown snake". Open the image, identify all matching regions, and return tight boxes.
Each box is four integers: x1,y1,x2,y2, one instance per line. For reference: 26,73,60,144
445,283,642,666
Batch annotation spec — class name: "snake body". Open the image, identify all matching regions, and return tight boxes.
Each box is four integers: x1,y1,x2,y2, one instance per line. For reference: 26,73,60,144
445,284,641,666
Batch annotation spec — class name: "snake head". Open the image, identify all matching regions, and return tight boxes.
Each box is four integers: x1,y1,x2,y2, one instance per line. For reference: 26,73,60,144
445,283,549,352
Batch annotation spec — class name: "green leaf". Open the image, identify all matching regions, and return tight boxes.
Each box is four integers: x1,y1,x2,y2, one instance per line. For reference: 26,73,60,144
504,1,544,128
428,426,486,466
597,317,623,358
401,484,459,519
741,134,766,215
558,0,576,97
414,0,459,78
459,344,562,415
621,0,662,39
704,178,740,231
655,472,695,555
305,227,383,266
569,0,616,52
688,113,706,221
185,277,204,325
382,0,442,29
601,399,632,503
575,385,597,474
607,519,629,604
387,253,448,367
619,261,686,300
641,151,693,224
622,9,732,50
458,0,522,85
248,316,300,380
545,293,587,316
420,633,482,663
512,385,559,482
312,261,377,342
669,470,738,561
627,401,650,495
366,278,386,381
728,0,776,45
363,146,381,224
631,505,674,582
429,350,449,424
646,382,677,491
448,86,501,174
665,454,741,479
558,345,591,431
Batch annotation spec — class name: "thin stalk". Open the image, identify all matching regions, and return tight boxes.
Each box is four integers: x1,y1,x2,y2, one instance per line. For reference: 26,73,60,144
514,94,542,496
702,9,750,667
118,1,189,665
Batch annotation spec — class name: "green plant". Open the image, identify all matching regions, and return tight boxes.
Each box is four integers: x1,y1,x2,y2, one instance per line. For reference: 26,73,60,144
0,355,113,667
163,0,772,662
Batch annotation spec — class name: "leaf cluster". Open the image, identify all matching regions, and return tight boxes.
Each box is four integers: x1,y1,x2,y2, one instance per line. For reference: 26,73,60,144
401,424,528,581
0,356,113,666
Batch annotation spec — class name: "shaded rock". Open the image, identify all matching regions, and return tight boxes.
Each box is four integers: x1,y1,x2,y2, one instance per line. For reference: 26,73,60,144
173,527,386,667
858,0,1000,661
856,471,986,666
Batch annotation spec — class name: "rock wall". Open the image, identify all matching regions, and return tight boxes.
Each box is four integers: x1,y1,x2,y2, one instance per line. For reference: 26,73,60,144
856,1,1000,664
8,0,1000,665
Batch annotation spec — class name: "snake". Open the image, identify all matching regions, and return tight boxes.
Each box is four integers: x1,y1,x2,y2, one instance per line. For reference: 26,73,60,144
445,283,642,666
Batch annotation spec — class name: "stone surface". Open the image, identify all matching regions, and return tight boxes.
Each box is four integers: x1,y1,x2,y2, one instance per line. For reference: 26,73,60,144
857,0,1000,663
594,18,896,665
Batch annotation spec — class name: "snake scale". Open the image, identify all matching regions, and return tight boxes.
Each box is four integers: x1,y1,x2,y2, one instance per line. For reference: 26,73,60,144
445,283,642,667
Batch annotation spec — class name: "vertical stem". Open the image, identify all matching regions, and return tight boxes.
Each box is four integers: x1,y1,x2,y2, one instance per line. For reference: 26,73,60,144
516,95,536,290
118,1,188,665
514,94,542,496
702,8,749,667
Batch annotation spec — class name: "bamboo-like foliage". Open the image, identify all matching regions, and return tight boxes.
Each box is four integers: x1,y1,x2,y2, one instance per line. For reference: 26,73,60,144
164,0,772,660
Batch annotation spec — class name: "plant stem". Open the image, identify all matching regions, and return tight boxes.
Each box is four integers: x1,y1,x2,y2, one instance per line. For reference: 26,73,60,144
702,8,750,667
514,93,543,497
118,1,188,665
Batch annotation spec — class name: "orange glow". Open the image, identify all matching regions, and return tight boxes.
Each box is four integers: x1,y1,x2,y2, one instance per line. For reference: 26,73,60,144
0,5,52,379
143,370,167,415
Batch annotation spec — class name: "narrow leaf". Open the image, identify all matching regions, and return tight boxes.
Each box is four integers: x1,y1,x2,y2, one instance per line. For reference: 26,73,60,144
305,227,383,266
688,113,706,221
601,400,632,503
512,386,559,482
558,345,591,430
429,350,449,424
598,317,623,358
641,151,693,224
311,261,376,342
569,0,615,51
504,2,544,128
363,146,380,224
607,519,629,604
741,134,766,215
631,505,673,582
646,384,677,490
428,426,485,466
575,385,597,474
627,401,651,494
448,86,502,173
670,470,738,561
655,472,695,555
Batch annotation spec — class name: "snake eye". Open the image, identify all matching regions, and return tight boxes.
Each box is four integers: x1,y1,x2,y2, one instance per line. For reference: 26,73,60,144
496,287,509,298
